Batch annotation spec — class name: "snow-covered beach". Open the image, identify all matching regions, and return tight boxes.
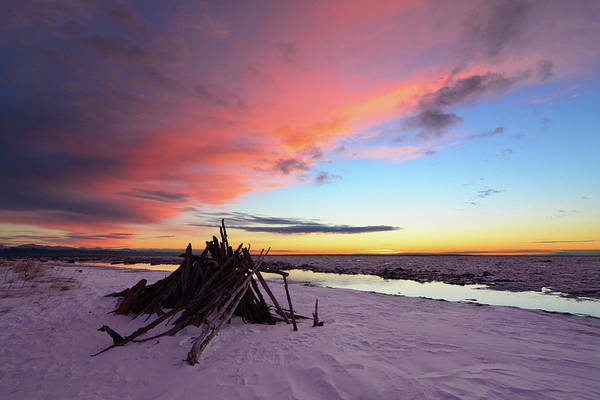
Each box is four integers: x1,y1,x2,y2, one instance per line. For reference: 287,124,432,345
1,261,599,400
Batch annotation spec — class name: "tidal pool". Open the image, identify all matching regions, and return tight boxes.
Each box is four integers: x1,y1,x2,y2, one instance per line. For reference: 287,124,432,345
75,262,600,318
264,269,600,318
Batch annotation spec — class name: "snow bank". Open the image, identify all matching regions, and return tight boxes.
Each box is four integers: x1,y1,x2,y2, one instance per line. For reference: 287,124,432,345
0,262,598,400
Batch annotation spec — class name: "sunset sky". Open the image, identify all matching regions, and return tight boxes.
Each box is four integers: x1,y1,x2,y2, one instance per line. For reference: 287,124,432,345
1,0,599,254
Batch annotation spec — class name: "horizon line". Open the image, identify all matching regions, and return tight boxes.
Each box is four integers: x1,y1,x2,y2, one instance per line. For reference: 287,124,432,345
1,243,599,257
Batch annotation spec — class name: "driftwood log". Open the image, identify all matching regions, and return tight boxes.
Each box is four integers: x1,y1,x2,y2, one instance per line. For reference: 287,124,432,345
116,279,146,315
95,220,305,363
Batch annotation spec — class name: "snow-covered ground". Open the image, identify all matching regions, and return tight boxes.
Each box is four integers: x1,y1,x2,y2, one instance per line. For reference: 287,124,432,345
1,261,599,400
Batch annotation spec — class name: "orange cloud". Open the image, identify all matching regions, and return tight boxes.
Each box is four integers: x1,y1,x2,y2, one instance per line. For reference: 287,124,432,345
3,0,599,245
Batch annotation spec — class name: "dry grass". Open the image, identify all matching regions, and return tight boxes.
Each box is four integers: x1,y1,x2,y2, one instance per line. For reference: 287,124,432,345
0,259,80,298
12,260,45,280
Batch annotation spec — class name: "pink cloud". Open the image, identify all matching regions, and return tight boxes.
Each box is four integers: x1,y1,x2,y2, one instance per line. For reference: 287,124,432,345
2,0,600,243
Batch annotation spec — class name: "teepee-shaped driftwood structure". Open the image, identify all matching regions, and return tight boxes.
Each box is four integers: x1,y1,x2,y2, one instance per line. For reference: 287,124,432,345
95,220,302,364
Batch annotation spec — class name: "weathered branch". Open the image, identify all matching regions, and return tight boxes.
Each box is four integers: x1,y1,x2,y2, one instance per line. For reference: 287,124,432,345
94,223,297,363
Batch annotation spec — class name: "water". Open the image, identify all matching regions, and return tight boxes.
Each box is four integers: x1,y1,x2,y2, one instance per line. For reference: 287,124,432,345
75,261,179,272
74,261,600,318
266,254,600,298
263,269,600,318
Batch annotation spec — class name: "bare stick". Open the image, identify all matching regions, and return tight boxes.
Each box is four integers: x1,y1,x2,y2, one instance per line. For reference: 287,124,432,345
312,298,324,327
255,271,290,324
180,244,192,305
282,275,297,331
186,262,258,364
98,325,124,345
92,306,182,356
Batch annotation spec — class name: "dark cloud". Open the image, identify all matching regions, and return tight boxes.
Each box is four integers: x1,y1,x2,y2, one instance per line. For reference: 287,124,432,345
465,0,532,58
80,33,182,91
120,189,190,203
67,232,134,240
272,157,310,175
405,110,463,139
0,144,145,223
407,71,530,139
536,59,554,80
0,186,146,224
0,0,97,29
314,171,341,185
425,72,531,108
232,224,399,234
502,148,513,155
333,145,346,152
195,211,319,227
0,234,65,244
138,67,179,90
446,65,464,83
105,2,147,33
468,126,504,140
191,211,400,235
82,35,155,65
274,41,297,62
0,144,174,227
477,189,504,198
194,84,247,109
305,147,324,160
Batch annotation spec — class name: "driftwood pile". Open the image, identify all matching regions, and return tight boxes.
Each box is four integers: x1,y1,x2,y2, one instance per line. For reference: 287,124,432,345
94,221,310,364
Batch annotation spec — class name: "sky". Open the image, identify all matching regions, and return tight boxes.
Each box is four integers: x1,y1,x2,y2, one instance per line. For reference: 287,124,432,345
1,0,599,254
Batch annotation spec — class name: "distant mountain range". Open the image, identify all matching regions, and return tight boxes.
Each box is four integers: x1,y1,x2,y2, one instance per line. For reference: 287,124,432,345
0,244,597,257
0,244,182,257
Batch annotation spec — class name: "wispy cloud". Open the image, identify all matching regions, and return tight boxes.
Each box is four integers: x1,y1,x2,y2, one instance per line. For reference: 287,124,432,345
274,41,297,62
66,232,134,241
120,189,190,203
468,126,504,140
231,225,399,234
350,146,422,163
0,231,134,245
533,240,597,244
406,72,530,139
271,157,311,175
463,0,532,58
529,84,580,104
191,212,400,235
194,84,247,109
477,189,504,198
104,2,147,33
1,0,598,241
314,171,341,185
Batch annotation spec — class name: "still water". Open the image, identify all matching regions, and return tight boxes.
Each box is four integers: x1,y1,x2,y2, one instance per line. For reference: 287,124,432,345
76,261,600,318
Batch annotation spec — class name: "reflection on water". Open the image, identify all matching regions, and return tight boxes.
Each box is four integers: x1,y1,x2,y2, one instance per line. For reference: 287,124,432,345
75,261,179,272
76,262,600,318
264,269,600,318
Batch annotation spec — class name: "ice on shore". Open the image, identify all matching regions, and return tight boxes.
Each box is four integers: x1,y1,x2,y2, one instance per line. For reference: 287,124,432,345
0,262,598,400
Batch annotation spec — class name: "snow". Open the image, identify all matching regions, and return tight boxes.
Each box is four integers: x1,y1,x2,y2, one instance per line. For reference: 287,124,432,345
1,261,599,400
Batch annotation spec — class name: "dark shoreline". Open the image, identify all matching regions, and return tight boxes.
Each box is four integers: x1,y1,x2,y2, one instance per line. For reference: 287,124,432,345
3,254,599,300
